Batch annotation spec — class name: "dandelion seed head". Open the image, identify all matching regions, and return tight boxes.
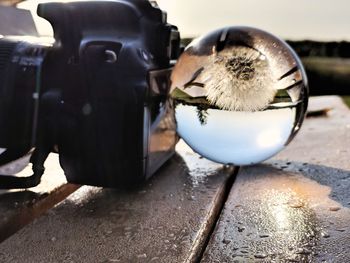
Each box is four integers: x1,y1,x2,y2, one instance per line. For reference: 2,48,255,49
225,56,255,81
204,46,277,111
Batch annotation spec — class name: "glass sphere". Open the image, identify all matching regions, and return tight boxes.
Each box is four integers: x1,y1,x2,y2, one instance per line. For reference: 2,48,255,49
171,26,308,165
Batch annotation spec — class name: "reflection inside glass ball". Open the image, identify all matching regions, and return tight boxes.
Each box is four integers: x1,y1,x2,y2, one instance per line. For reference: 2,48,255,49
171,26,308,165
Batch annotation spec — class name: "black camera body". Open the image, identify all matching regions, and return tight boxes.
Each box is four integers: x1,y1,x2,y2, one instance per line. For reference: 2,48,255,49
0,0,180,188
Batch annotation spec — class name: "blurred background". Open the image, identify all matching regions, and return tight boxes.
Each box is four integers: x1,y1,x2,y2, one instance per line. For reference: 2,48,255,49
157,0,350,102
1,0,350,103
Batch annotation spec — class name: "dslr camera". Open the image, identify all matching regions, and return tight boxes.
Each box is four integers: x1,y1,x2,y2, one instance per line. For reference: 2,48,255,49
0,0,180,188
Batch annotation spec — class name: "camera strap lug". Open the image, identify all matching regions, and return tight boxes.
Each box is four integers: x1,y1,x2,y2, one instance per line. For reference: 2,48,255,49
104,50,118,64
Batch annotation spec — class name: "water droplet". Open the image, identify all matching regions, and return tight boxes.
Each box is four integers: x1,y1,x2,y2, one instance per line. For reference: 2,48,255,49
288,200,304,208
238,226,245,232
105,230,113,235
336,229,345,232
259,234,269,238
137,254,147,259
170,27,307,165
254,253,268,259
188,195,196,201
222,239,231,245
296,248,312,255
329,206,341,212
321,232,330,238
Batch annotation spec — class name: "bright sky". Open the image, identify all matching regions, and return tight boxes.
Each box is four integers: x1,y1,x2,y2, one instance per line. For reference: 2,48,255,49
18,0,350,41
157,0,350,41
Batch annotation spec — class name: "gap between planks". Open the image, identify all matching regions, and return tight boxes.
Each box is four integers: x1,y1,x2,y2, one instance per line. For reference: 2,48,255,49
187,166,240,263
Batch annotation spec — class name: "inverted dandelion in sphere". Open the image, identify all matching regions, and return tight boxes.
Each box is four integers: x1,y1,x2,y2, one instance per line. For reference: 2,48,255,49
203,45,277,112
170,26,308,165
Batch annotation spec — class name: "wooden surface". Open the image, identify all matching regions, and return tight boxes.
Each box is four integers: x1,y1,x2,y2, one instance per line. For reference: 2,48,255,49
0,96,349,262
202,96,350,262
0,143,235,263
0,154,79,242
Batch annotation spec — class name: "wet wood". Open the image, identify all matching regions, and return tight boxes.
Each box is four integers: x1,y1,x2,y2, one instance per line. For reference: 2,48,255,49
0,96,348,262
0,142,235,263
0,154,79,242
202,96,350,262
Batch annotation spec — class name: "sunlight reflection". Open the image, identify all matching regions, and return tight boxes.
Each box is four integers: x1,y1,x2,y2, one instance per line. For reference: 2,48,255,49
257,129,283,148
271,203,290,230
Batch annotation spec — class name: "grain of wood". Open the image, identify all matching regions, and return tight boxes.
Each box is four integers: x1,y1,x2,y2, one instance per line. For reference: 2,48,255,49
0,142,235,263
202,96,350,262
0,154,80,242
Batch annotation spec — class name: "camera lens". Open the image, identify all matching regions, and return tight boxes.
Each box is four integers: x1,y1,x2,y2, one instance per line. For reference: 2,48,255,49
0,37,48,164
171,26,308,165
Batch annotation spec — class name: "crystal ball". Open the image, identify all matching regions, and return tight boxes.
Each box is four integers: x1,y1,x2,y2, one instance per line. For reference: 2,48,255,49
171,26,308,165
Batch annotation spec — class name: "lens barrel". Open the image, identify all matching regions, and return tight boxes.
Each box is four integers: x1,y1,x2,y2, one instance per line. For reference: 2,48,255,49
0,37,48,158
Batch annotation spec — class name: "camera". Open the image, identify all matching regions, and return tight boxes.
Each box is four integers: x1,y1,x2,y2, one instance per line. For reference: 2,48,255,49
0,0,180,188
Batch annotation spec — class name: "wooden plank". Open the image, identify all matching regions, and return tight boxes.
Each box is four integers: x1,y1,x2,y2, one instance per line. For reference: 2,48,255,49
202,96,350,262
0,141,235,263
0,154,79,242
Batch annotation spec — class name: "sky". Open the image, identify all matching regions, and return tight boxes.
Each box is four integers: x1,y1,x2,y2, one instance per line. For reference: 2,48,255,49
157,0,350,41
18,0,350,41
